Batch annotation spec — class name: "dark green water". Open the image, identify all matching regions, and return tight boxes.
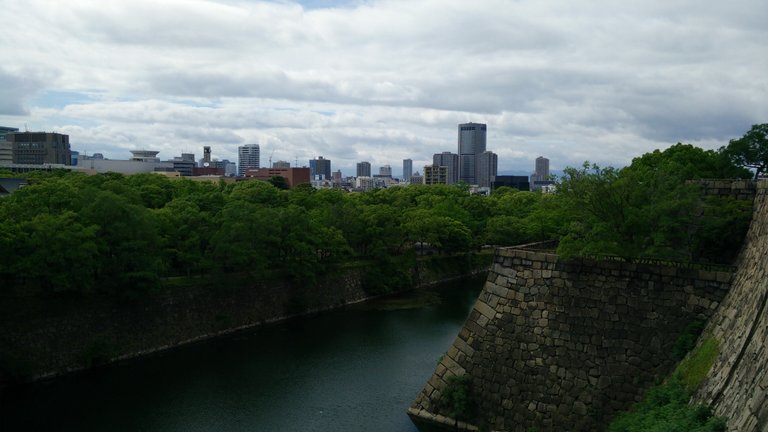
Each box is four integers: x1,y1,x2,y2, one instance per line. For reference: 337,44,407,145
0,276,484,432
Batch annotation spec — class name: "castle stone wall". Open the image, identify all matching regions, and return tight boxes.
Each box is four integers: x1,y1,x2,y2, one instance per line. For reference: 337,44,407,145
410,250,732,431
692,181,768,431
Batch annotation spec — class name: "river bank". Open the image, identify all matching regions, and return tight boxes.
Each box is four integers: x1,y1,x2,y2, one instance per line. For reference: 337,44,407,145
0,252,492,387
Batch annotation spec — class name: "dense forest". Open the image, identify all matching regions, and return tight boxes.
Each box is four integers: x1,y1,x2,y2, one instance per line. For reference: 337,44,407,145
0,141,756,298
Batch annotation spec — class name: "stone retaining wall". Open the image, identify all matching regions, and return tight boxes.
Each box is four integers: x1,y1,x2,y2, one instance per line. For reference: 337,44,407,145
692,181,768,431
410,250,732,431
692,179,756,200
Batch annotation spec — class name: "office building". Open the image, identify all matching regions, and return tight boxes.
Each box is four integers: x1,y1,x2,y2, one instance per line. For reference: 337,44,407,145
531,156,553,191
493,175,530,191
244,167,311,188
433,152,460,184
0,127,18,165
458,122,486,185
403,159,413,182
379,165,392,177
424,165,448,185
356,161,371,177
272,160,291,169
410,171,424,185
238,144,260,176
531,156,550,182
476,151,498,188
8,131,72,165
0,126,19,142
310,156,331,180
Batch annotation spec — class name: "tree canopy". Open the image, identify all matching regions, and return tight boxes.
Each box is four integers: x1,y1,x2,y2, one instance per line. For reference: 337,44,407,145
721,123,768,179
0,136,756,298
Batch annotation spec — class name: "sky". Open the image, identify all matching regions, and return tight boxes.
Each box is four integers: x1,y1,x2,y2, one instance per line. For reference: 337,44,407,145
1,0,766,177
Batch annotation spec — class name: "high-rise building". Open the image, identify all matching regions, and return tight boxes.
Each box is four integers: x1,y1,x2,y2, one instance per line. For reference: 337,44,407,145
238,144,260,176
476,151,498,188
424,165,448,185
356,161,371,177
8,131,71,165
403,159,413,182
533,156,550,182
458,122,487,185
531,156,551,190
433,152,460,184
310,156,331,180
379,165,392,177
0,126,17,165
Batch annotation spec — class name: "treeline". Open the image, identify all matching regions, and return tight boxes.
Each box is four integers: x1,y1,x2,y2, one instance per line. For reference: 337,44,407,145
0,142,755,297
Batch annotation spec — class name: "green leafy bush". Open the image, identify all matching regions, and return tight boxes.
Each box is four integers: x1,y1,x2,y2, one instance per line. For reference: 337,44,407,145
608,336,725,431
440,374,478,423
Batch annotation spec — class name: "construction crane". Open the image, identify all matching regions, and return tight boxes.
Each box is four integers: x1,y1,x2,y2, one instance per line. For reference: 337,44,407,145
268,148,275,168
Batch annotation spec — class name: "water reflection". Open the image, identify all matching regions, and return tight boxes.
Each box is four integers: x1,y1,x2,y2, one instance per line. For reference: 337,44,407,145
0,275,485,432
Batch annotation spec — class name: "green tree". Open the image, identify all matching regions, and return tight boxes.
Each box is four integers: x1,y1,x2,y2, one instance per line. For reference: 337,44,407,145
267,175,290,190
721,123,768,179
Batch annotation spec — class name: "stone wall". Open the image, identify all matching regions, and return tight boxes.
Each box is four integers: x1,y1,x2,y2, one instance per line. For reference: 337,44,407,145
410,250,732,431
692,178,757,200
0,254,490,384
692,181,768,431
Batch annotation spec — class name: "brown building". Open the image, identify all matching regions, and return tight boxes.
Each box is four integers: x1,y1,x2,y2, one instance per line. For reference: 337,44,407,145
8,132,71,165
193,166,225,176
244,167,311,188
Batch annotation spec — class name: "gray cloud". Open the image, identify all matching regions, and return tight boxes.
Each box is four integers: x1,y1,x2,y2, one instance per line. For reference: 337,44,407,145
0,0,765,175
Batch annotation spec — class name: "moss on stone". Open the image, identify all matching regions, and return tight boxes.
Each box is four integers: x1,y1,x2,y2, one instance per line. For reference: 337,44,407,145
675,337,720,392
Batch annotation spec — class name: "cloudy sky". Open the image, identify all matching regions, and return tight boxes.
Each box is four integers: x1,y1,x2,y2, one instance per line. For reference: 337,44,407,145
1,0,766,176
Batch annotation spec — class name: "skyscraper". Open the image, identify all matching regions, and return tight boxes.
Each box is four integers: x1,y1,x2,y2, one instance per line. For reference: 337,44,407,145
531,156,552,191
534,156,550,181
458,122,487,185
356,161,371,177
310,156,331,180
238,144,260,176
476,151,498,188
403,159,413,182
379,165,392,177
433,152,460,184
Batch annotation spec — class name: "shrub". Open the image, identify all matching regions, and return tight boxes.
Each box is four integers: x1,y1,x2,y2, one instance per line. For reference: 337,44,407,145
440,374,478,423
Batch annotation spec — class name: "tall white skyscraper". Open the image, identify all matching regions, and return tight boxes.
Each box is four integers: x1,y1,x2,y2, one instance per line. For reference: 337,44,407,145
403,159,413,182
458,122,487,185
238,144,260,176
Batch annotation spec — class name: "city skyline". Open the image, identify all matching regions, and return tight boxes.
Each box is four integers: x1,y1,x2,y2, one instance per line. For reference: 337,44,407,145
0,1,764,176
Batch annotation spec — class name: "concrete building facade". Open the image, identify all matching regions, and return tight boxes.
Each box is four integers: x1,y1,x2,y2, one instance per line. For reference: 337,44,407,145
238,144,260,176
476,150,498,188
424,164,448,185
403,159,413,182
8,132,72,165
356,161,371,177
310,156,331,180
433,152,460,185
